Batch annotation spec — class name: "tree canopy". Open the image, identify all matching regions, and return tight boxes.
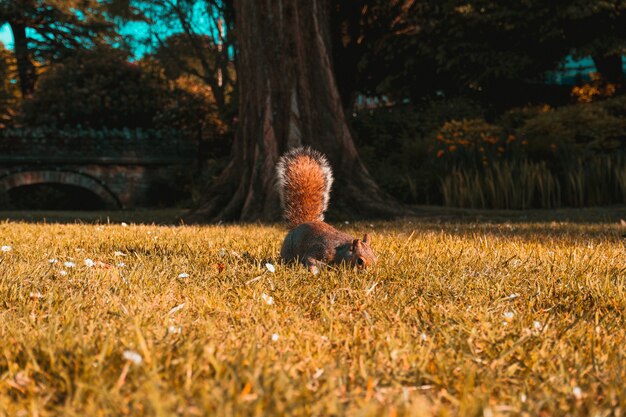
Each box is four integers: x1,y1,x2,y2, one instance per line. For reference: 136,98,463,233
0,0,143,96
329,0,626,107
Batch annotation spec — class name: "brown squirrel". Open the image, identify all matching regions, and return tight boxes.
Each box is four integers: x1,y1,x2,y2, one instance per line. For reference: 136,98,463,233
276,147,377,271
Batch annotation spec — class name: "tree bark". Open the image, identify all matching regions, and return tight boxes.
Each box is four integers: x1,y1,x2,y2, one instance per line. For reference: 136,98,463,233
184,0,404,223
9,21,36,97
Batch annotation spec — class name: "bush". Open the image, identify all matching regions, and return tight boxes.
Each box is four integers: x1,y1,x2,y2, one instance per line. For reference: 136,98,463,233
20,48,164,129
351,94,626,208
429,119,519,170
351,97,486,203
436,96,626,208
518,97,626,159
18,47,222,144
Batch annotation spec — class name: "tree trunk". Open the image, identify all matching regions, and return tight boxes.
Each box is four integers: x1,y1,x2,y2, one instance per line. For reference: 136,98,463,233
592,54,624,84
9,21,36,97
184,0,403,223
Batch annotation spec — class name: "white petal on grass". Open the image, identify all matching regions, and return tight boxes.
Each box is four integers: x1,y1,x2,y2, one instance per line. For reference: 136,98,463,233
121,222,128,227
271,333,279,341
59,270,68,276
29,291,43,299
178,273,190,279
114,251,126,257
168,303,186,315
48,258,57,264
508,293,519,300
265,263,276,273
503,311,514,320
122,350,142,365
311,265,320,275
1,245,12,252
84,259,94,267
168,325,182,334
261,293,274,305
533,321,542,331
420,333,428,341
116,262,126,268
64,261,76,268
572,386,583,400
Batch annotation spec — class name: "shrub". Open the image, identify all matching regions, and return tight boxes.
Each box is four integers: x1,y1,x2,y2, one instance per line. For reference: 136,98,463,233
351,97,486,203
17,47,223,145
429,118,519,170
352,93,626,208
517,98,626,159
20,47,165,129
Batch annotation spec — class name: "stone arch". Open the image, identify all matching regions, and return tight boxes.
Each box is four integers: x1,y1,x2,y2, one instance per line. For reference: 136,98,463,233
0,170,121,209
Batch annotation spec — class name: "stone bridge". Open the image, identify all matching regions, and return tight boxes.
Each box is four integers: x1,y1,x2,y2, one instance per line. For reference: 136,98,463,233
0,130,198,209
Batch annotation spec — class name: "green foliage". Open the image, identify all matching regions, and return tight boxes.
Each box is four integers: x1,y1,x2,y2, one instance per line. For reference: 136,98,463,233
352,97,485,203
18,48,219,140
0,215,625,415
345,1,626,104
441,161,557,209
136,1,237,123
440,104,626,208
441,156,626,209
354,95,626,208
430,119,512,170
518,99,626,159
0,0,144,96
19,48,163,129
0,0,141,60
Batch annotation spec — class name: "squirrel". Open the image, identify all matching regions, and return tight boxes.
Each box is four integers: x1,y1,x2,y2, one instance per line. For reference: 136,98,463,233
276,147,377,271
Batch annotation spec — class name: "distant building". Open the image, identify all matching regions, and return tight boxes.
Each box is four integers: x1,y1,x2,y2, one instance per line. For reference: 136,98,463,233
545,55,626,85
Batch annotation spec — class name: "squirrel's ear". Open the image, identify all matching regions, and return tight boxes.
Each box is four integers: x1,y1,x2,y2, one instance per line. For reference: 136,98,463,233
351,239,360,251
363,234,371,244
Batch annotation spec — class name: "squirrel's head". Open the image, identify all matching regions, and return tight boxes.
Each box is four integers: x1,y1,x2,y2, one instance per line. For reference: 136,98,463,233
349,234,377,270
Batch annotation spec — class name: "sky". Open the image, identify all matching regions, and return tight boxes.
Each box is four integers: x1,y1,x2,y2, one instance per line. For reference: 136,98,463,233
0,21,159,57
0,24,12,48
0,2,219,58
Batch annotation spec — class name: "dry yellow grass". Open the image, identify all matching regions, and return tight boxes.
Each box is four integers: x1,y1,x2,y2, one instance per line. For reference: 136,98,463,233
0,211,625,416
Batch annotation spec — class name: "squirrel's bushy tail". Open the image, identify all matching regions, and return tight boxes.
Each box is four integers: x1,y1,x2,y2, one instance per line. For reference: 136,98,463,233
276,147,333,228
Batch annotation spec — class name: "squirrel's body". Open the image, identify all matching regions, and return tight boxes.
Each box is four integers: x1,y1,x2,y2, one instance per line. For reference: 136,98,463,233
276,147,377,271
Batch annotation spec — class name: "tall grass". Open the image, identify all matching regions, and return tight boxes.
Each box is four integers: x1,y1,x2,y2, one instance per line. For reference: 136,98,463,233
441,155,626,209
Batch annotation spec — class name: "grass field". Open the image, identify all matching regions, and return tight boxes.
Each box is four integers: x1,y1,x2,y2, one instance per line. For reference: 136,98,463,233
1,209,625,416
